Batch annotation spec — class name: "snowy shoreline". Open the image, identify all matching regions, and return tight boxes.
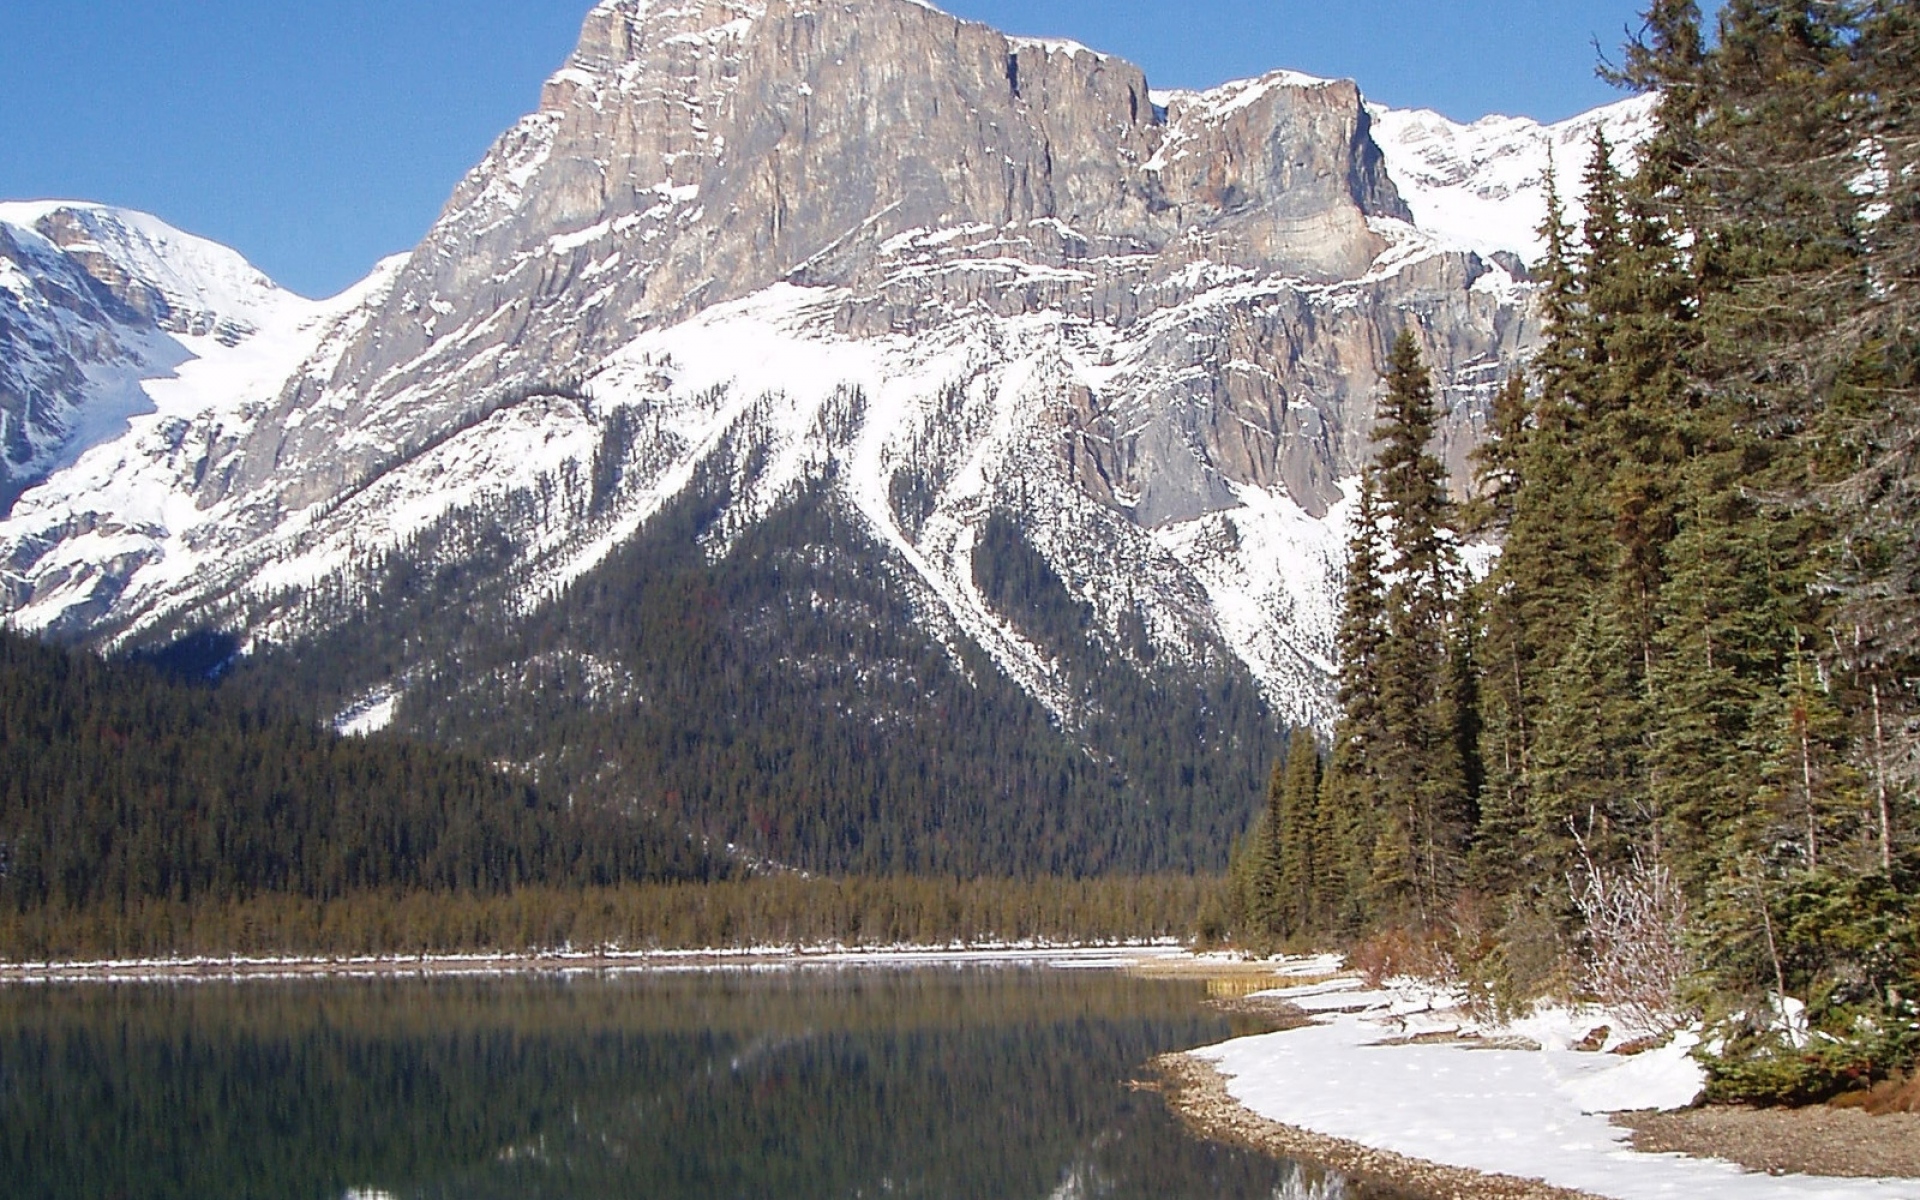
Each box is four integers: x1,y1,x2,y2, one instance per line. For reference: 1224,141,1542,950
1181,974,1916,1200
0,941,1188,985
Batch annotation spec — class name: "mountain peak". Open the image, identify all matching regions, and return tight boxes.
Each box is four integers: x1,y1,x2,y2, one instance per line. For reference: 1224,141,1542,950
0,201,298,336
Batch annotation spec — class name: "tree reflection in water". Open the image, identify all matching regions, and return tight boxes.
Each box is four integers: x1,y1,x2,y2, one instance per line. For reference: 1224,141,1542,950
0,967,1414,1199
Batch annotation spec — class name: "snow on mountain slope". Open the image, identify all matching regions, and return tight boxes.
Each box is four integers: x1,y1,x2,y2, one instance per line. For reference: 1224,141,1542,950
0,0,1665,738
0,228,404,633
0,202,357,518
1,223,179,508
0,202,297,340
1369,93,1662,264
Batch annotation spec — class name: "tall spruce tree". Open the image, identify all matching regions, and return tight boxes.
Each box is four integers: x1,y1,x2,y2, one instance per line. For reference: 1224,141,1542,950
1370,331,1474,922
1275,727,1325,939
1466,372,1532,897
1468,170,1584,897
1241,762,1286,939
1320,471,1389,931
1645,461,1792,887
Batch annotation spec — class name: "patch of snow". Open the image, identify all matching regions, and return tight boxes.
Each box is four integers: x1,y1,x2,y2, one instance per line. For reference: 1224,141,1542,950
548,219,615,255
1201,978,1908,1199
662,16,756,47
334,688,400,737
1007,36,1104,60
1201,71,1340,119
879,223,995,256
1271,952,1347,978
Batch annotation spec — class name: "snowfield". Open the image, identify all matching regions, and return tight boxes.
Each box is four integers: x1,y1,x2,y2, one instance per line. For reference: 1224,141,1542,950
1197,977,1914,1199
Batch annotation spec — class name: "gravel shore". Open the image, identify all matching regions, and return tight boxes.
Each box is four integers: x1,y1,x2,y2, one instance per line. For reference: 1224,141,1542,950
1615,1105,1920,1179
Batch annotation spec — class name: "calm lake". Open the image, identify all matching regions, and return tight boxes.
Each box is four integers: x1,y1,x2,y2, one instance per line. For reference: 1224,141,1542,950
0,964,1407,1199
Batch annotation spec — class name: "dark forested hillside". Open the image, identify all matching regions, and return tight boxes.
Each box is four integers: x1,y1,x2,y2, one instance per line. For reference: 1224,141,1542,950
0,630,719,916
226,472,1281,879
1234,0,1920,1104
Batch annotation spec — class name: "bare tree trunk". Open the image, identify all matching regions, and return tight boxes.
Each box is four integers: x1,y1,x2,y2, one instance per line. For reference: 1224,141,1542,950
1513,648,1529,780
1407,796,1427,928
1802,717,1818,870
1757,875,1788,1007
1873,679,1893,872
1413,794,1428,925
1795,644,1818,870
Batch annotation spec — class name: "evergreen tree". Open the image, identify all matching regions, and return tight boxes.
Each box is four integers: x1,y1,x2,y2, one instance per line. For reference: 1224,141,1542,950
1467,372,1531,540
1644,462,1785,887
1319,472,1388,930
1239,763,1287,940
1336,471,1390,754
1369,331,1474,922
1274,728,1324,939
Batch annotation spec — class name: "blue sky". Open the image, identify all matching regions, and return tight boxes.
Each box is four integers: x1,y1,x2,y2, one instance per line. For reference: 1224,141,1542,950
0,1,1671,298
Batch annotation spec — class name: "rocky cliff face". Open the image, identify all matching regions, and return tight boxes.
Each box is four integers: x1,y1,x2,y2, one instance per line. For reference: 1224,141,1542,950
0,0,1650,735
225,0,1425,522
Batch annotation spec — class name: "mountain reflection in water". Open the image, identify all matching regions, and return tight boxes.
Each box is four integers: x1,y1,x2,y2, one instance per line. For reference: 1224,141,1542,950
0,966,1413,1199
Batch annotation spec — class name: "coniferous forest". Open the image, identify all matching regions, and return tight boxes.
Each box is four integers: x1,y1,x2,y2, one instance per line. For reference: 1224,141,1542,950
0,628,724,911
1233,0,1918,1103
0,628,1222,959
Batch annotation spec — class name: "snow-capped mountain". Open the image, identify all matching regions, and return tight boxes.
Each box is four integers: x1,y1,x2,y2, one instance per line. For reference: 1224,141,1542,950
0,0,1655,757
0,202,332,510
1369,93,1662,264
0,200,402,629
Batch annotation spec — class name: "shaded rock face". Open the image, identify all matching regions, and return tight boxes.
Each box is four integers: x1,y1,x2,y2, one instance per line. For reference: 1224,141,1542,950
221,0,1482,529
32,209,241,342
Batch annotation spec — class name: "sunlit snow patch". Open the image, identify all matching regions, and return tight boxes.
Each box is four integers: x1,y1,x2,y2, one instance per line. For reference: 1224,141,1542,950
1201,978,1909,1199
334,689,400,738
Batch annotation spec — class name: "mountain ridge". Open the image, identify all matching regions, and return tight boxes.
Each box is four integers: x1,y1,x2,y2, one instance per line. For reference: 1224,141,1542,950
1,0,1655,766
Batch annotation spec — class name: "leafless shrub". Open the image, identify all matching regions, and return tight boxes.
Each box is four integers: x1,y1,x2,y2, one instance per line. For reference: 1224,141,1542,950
1350,924,1456,989
1569,829,1698,1034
